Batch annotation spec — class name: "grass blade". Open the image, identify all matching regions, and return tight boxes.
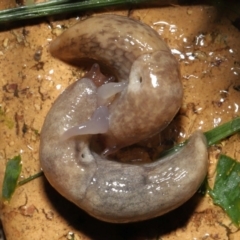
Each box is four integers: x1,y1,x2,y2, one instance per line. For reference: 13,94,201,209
204,117,240,146
0,0,148,23
159,117,240,158
209,154,240,226
2,155,22,202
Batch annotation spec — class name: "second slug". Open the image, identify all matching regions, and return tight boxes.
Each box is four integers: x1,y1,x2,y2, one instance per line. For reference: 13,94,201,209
40,14,208,223
49,14,183,155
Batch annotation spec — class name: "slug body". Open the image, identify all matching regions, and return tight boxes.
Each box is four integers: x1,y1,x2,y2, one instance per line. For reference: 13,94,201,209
40,15,208,223
49,14,183,154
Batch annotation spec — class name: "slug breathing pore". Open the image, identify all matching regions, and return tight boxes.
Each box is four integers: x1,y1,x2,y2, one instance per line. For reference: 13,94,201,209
40,14,208,223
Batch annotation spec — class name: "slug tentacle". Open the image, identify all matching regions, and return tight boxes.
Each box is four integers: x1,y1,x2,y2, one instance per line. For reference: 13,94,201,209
97,81,127,106
61,105,109,141
40,14,208,223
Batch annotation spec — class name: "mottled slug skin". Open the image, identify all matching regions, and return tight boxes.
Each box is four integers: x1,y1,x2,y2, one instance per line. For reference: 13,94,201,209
40,15,208,223
50,14,183,152
50,14,169,80
40,77,208,223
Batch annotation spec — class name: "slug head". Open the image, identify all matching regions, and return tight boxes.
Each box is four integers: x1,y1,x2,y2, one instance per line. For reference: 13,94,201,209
101,51,183,154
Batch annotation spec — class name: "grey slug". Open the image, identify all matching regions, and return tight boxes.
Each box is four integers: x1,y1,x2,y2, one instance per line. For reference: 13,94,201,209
39,14,208,223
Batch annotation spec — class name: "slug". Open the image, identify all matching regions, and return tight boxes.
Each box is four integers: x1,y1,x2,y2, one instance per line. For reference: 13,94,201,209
40,14,208,223
49,14,183,155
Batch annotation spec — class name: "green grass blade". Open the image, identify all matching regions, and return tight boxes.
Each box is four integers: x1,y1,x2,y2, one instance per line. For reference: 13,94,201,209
0,0,148,23
18,171,44,186
159,117,240,158
209,155,240,226
1,155,22,202
204,117,240,146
